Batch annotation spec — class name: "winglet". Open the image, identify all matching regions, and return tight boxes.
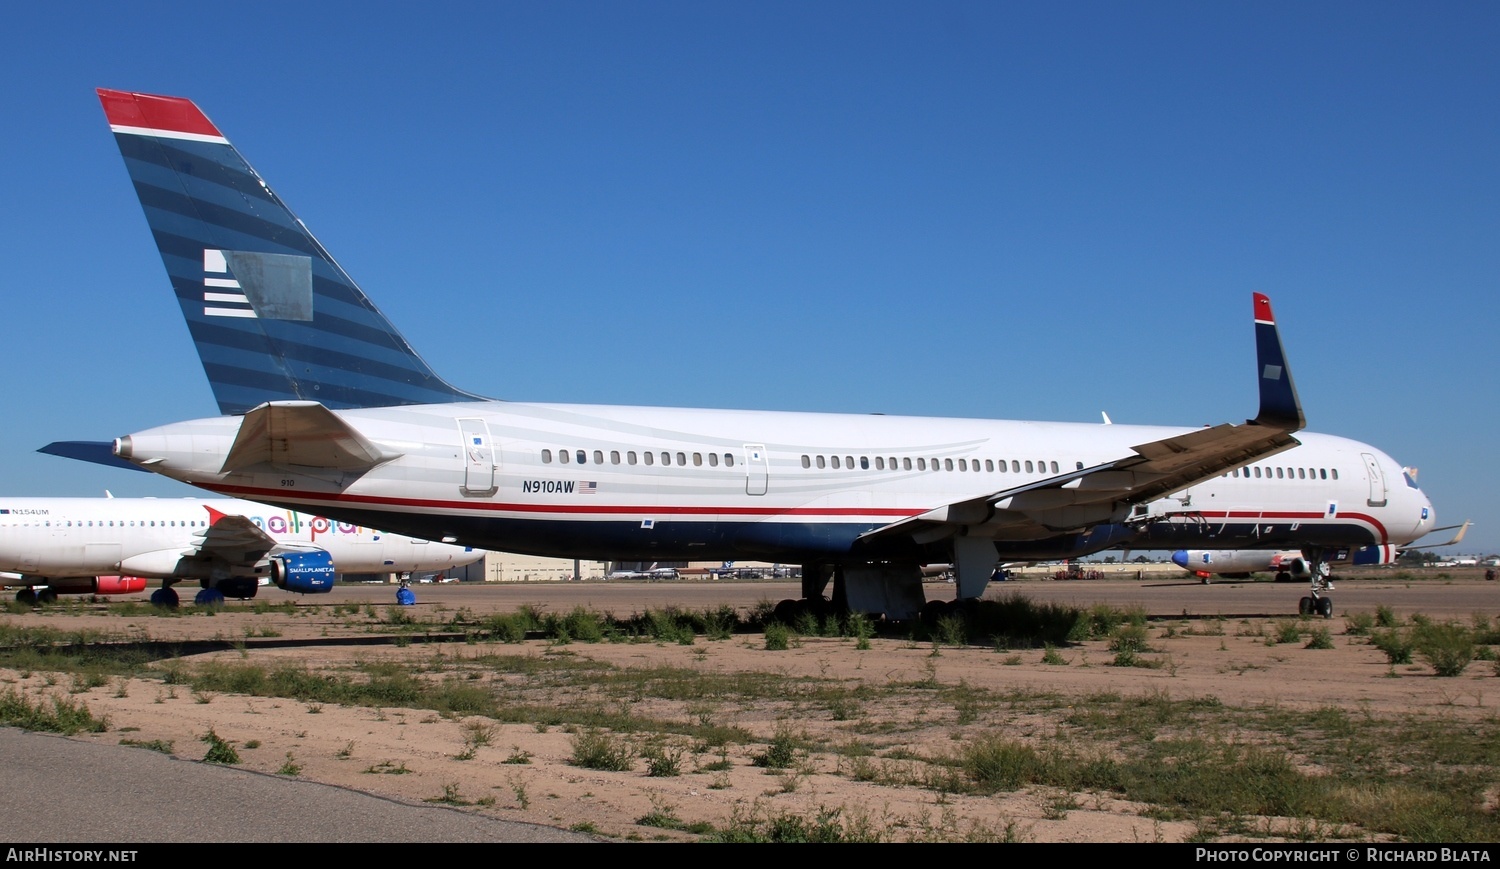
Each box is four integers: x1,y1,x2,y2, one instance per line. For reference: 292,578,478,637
1251,293,1305,431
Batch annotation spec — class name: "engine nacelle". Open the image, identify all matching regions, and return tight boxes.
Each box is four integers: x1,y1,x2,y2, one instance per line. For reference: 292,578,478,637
94,575,149,595
28,575,149,595
270,550,336,594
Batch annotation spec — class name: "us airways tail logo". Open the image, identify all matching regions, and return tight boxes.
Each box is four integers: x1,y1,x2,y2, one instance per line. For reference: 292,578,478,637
202,249,314,321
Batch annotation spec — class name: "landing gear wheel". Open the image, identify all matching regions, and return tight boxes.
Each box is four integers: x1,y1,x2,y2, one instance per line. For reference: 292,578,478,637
36,589,58,604
150,587,179,609
1316,597,1333,619
920,599,952,626
772,599,801,625
1298,596,1313,616
16,589,37,606
194,588,226,607
1275,571,1292,583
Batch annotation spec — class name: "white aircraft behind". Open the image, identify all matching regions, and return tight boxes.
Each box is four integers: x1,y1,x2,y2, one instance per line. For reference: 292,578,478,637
0,496,483,605
49,89,1445,620
1170,549,1317,583
1172,518,1469,583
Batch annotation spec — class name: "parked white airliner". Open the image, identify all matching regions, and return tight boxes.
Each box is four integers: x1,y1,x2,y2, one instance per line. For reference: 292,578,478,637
48,89,1442,620
0,496,482,605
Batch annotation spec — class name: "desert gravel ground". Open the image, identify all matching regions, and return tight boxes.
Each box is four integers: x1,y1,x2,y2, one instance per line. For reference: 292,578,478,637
2,569,1496,843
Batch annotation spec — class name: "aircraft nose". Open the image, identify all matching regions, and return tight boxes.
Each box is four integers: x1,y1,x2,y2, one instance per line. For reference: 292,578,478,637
1400,485,1437,544
1418,492,1436,534
1171,550,1189,569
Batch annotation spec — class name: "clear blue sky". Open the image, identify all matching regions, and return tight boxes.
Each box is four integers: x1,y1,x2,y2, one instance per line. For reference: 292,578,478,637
2,1,1495,554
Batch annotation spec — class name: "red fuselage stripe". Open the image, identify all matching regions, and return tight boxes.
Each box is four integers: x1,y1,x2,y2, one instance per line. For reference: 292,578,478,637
207,485,1392,541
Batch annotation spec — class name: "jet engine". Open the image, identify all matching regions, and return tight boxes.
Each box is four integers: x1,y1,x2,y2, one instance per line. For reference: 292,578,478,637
270,550,337,593
93,575,149,595
40,575,149,595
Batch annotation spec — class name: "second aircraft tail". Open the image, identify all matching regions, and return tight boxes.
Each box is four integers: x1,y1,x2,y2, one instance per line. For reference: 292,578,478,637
98,89,479,415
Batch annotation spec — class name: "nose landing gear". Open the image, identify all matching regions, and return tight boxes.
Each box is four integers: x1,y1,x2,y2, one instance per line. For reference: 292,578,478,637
1297,549,1334,618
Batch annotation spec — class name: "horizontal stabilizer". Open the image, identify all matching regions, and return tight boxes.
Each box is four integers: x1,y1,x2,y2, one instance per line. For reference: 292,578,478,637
222,402,402,473
38,441,151,473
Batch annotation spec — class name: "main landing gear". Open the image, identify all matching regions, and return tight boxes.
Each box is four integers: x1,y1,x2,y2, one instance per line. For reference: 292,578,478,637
1296,548,1334,619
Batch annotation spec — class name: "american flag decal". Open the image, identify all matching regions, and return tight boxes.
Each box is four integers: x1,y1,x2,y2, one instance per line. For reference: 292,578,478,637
580,481,598,494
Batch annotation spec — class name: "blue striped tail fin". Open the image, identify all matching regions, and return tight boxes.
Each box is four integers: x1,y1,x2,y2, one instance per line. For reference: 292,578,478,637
98,89,479,415
1251,292,1305,430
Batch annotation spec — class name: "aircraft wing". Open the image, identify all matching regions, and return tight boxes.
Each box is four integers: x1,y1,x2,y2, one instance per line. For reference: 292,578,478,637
185,506,281,568
113,506,283,577
861,293,1304,544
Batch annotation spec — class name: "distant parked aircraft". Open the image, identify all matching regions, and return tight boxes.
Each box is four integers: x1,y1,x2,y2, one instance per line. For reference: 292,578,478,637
0,496,482,605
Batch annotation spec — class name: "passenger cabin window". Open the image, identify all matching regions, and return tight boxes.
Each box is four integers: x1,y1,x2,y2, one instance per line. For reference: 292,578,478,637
661,452,671,466
677,452,686,466
594,450,604,464
577,450,587,465
917,458,926,470
816,455,826,469
541,449,552,463
610,450,621,464
724,453,734,467
627,451,638,465
560,450,570,464
709,453,718,467
875,457,885,470
832,456,841,469
860,457,869,470
643,452,654,466
801,455,811,469
693,452,702,466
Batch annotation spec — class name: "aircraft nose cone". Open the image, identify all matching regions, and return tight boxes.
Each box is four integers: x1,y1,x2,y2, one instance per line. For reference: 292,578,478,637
1171,550,1189,569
